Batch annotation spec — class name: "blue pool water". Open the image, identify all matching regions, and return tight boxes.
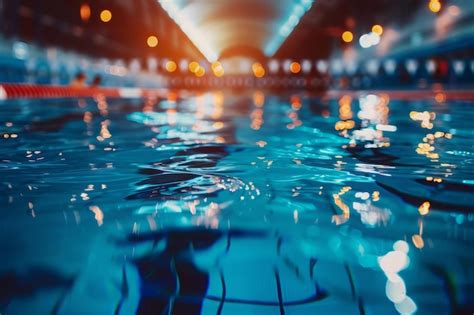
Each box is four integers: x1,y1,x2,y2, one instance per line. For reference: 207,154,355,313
0,91,473,314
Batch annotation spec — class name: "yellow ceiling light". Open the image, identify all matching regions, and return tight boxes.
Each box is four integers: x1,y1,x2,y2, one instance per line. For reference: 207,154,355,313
428,0,441,13
372,24,384,36
80,3,91,22
100,9,112,22
147,36,159,48
165,61,177,72
290,62,301,74
189,61,200,73
342,31,354,43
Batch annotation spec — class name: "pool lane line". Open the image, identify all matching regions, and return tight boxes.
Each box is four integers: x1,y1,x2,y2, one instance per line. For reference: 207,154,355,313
0,83,169,100
1,83,474,101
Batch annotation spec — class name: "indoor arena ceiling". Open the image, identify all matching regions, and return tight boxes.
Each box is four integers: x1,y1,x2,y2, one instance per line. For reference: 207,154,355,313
157,0,315,62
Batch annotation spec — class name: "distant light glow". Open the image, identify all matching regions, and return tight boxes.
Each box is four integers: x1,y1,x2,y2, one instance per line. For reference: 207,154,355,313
165,60,177,73
212,61,225,77
342,31,354,43
195,66,206,77
359,32,380,48
100,9,112,22
418,201,430,215
316,60,328,73
448,5,460,16
264,0,314,57
12,42,29,60
359,34,371,48
252,62,265,78
80,3,91,22
268,59,279,73
189,61,200,73
158,0,218,62
301,59,312,73
290,62,301,74
147,36,159,47
429,0,441,13
372,24,384,36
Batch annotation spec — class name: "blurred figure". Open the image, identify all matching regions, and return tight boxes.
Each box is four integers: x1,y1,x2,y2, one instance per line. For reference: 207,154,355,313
70,72,86,88
91,75,102,87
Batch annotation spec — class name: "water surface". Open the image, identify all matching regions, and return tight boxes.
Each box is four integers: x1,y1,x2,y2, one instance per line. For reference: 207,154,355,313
0,91,473,314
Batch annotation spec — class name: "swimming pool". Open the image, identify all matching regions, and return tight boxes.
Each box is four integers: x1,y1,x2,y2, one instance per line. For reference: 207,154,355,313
0,91,473,314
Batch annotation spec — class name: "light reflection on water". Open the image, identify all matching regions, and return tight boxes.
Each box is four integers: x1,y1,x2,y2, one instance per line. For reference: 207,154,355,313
0,91,473,314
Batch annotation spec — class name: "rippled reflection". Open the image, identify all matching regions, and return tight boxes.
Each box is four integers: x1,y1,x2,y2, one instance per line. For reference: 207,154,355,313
0,91,473,314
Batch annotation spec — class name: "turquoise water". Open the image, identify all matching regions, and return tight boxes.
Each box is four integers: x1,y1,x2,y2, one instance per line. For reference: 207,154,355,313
0,91,473,314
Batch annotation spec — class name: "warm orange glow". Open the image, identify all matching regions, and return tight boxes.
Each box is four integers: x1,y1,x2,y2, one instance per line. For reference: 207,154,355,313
100,9,112,22
211,61,221,71
253,91,265,107
429,0,441,13
89,206,104,226
195,66,206,77
418,201,430,215
372,24,384,36
412,234,424,249
147,36,158,48
80,3,91,22
341,31,353,43
165,61,177,73
211,61,225,77
289,62,301,74
435,92,446,103
252,62,265,78
189,61,200,73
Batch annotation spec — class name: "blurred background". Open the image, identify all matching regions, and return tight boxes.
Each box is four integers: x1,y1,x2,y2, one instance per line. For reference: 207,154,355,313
0,0,473,89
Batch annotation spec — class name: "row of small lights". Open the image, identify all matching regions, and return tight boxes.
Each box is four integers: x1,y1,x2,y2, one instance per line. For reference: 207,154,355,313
80,3,112,23
341,24,384,49
80,3,160,49
157,60,308,77
340,1,453,48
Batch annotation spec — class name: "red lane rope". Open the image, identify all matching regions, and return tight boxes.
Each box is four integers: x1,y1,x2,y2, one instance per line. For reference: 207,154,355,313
0,84,168,100
0,83,473,100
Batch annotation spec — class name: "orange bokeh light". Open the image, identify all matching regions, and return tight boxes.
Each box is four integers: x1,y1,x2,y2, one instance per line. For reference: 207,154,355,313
195,67,206,77
429,0,441,13
80,3,91,22
189,61,200,73
372,24,383,36
252,62,265,78
290,62,301,74
100,9,112,22
147,36,158,48
165,61,177,73
341,31,353,43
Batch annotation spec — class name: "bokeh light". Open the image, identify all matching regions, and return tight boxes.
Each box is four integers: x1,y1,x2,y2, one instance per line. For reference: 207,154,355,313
147,36,159,48
211,61,225,77
189,61,200,73
342,31,354,43
372,24,384,36
100,9,112,22
252,62,266,78
290,62,301,74
195,66,206,77
80,3,91,22
428,0,441,13
165,60,177,73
